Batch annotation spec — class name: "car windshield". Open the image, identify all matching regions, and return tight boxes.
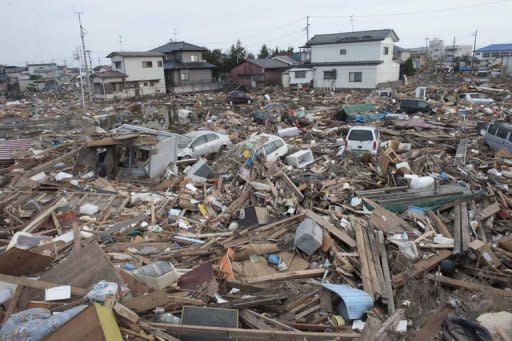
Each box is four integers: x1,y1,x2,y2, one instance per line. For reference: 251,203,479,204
469,93,486,99
264,104,286,111
348,130,373,141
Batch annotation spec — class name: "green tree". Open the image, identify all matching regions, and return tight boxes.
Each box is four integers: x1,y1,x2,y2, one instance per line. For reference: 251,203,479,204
258,44,270,59
402,57,415,76
203,49,225,78
227,40,247,67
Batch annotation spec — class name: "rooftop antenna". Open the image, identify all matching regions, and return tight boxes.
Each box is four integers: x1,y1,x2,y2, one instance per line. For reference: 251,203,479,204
350,15,354,32
119,35,123,51
173,28,177,42
305,16,310,41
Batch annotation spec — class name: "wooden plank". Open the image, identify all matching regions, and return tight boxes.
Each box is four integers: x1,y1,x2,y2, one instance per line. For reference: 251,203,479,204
280,172,304,201
243,269,325,285
22,198,67,233
149,323,359,340
427,210,452,238
0,247,54,276
305,209,356,248
426,274,512,297
294,303,321,320
460,202,471,252
392,250,452,288
122,290,171,313
416,305,453,341
453,202,462,254
241,309,298,331
352,216,374,295
0,273,88,296
377,230,395,314
4,285,23,321
113,302,140,323
478,202,501,220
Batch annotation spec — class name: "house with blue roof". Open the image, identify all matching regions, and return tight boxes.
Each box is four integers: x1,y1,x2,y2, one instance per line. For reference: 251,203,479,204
475,44,512,60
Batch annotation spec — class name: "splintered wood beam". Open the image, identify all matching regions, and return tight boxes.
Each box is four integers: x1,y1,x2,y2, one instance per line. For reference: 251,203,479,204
0,273,88,296
425,274,512,297
243,269,326,284
149,322,360,340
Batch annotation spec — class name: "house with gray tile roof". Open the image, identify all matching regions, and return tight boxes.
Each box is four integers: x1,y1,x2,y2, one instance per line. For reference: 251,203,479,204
150,41,218,93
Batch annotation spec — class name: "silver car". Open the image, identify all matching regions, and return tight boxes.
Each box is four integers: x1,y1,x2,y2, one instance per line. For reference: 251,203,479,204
177,130,232,158
458,93,494,105
484,122,512,153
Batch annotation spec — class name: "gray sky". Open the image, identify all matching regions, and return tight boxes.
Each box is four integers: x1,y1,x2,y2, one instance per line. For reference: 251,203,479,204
1,0,511,66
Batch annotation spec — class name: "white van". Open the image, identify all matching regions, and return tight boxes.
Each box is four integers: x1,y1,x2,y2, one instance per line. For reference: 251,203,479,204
345,126,380,155
484,122,512,153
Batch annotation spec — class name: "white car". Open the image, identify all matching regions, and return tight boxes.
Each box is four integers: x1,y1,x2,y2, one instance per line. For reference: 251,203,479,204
458,93,494,105
243,134,289,162
345,126,380,155
177,130,232,158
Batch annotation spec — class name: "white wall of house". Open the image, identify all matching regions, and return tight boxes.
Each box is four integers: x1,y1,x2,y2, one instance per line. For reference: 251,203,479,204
313,65,378,89
376,61,400,84
311,37,394,63
288,69,314,85
178,52,204,63
306,36,398,89
110,55,166,96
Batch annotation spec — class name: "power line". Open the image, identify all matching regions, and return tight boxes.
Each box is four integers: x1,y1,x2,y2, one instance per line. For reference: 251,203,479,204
310,0,508,19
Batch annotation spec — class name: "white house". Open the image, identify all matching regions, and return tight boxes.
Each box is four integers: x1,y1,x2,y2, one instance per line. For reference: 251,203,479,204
288,29,400,89
92,52,166,99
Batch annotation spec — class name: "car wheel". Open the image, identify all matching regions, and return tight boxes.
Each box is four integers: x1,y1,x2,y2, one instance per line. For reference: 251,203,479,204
247,99,252,104
219,145,228,153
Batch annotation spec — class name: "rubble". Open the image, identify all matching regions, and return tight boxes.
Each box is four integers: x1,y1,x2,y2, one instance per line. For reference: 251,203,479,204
0,76,511,340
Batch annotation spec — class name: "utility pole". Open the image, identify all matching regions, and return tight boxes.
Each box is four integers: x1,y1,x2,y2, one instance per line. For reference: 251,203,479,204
471,30,478,72
425,37,429,72
305,16,310,41
173,28,177,42
76,12,92,102
452,36,456,67
119,35,123,51
74,48,86,114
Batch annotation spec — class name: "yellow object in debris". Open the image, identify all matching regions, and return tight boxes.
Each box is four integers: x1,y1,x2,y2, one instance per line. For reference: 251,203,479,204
198,203,209,217
242,150,251,160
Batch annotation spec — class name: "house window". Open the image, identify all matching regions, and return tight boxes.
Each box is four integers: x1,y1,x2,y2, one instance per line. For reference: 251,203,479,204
349,72,362,82
150,80,156,86
482,52,490,58
142,61,153,68
339,49,347,55
190,55,198,62
180,71,190,81
323,70,336,80
157,61,163,67
144,81,149,86
383,47,389,55
113,61,121,69
295,71,306,79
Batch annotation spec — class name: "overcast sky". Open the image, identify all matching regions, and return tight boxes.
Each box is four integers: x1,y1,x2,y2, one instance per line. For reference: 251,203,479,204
1,0,510,66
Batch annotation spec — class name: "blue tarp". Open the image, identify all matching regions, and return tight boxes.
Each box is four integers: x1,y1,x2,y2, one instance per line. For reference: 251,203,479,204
322,283,373,320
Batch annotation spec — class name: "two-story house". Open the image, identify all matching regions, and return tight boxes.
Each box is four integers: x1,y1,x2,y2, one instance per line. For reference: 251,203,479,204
289,29,400,89
91,51,166,99
150,41,217,93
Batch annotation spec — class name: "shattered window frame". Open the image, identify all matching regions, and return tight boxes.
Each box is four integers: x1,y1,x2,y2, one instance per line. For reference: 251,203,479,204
349,72,362,83
113,61,122,69
295,71,306,79
323,70,336,80
497,126,510,139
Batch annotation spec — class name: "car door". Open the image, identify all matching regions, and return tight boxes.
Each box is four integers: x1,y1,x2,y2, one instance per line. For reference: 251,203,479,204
485,122,500,150
205,133,220,153
190,135,207,157
496,126,511,152
263,141,278,161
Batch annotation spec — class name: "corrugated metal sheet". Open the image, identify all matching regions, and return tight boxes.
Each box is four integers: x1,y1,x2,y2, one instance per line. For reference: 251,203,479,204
0,139,33,160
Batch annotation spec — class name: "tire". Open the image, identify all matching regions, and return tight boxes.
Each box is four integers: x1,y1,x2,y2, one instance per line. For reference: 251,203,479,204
219,145,228,153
